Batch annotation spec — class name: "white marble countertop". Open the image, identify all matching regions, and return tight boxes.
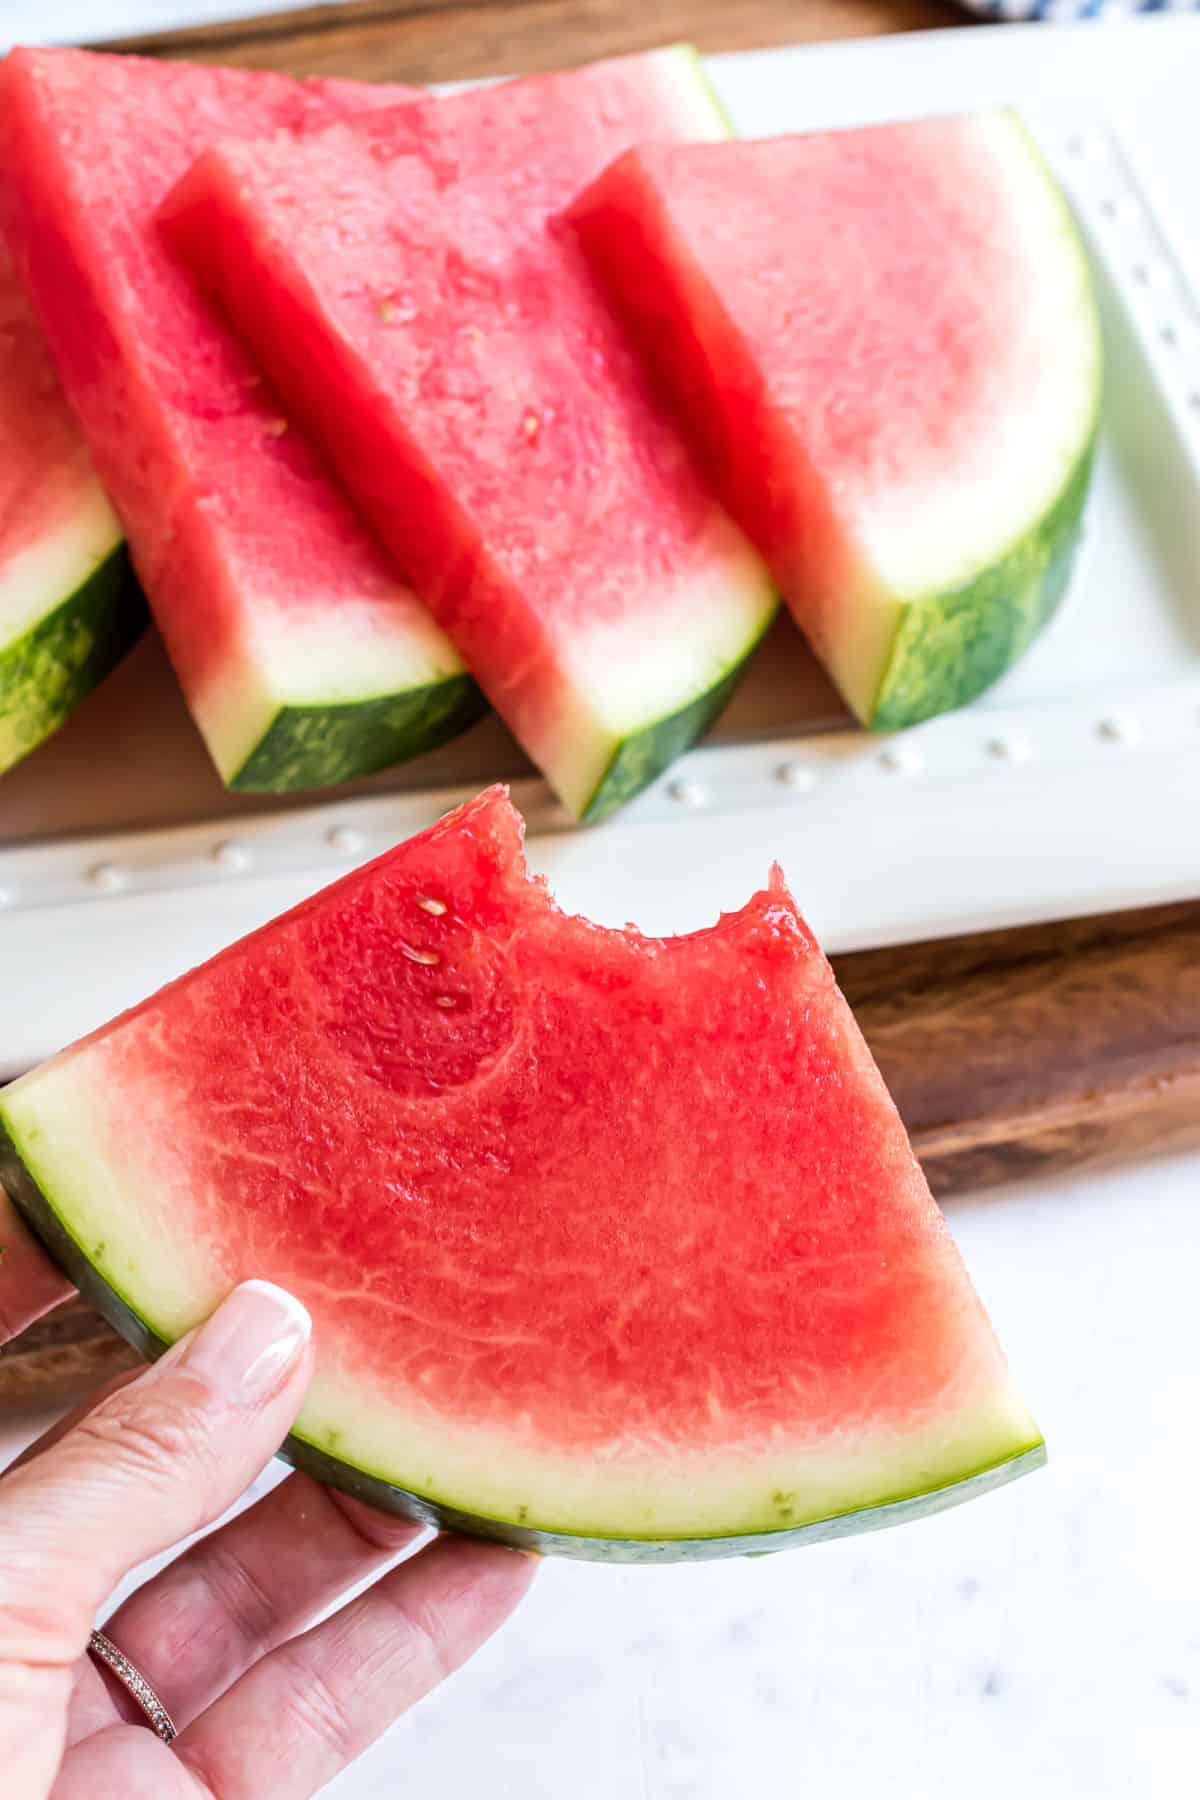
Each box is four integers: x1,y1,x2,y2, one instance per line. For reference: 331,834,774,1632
4,1148,1197,1797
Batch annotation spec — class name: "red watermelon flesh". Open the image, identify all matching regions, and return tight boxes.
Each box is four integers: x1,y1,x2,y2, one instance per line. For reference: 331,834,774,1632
569,121,1100,732
0,788,1042,1558
0,48,480,792
159,50,776,822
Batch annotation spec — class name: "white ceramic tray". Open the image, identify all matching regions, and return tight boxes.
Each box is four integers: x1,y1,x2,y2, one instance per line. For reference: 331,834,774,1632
2,15,1199,1075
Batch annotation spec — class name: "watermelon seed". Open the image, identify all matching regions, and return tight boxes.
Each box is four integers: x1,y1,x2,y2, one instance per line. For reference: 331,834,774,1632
522,411,541,442
265,417,289,437
401,943,441,966
434,994,456,1008
377,300,396,323
417,895,447,915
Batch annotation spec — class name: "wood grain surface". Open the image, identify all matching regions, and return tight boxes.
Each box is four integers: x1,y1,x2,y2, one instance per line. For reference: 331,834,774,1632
104,0,964,82
4,0,1193,1409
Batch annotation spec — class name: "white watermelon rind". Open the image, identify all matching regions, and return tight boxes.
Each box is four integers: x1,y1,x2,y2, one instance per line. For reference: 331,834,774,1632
0,1103,1045,1562
0,485,145,777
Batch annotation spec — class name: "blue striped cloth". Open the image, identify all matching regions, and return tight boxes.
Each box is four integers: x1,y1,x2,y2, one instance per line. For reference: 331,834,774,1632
960,0,1196,16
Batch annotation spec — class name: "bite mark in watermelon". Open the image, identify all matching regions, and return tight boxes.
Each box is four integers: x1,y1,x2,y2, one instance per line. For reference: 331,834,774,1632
0,236,145,775
569,114,1101,729
0,48,483,792
0,787,1042,1561
159,50,776,821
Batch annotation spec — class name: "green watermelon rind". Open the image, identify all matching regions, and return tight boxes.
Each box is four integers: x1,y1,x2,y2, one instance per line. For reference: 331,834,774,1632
0,541,147,777
0,1111,1045,1563
227,673,488,794
868,431,1096,733
580,601,776,822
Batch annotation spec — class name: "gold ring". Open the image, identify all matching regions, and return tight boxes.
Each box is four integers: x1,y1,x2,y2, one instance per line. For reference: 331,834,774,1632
87,1628,178,1744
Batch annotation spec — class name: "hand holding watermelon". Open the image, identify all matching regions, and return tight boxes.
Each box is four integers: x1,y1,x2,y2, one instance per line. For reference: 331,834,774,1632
0,1252,534,1800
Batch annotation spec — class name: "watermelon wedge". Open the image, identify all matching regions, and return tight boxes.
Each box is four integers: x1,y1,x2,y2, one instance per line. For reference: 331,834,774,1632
0,237,145,776
159,51,776,821
0,788,1042,1561
569,117,1101,729
0,49,482,792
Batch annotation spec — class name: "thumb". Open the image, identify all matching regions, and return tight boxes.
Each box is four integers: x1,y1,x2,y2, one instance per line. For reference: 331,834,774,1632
0,1281,312,1670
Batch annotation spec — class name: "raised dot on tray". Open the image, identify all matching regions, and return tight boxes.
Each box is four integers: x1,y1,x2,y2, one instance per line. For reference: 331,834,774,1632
212,839,252,872
327,825,366,855
878,745,922,776
987,734,1032,764
666,777,705,808
1097,715,1142,747
89,863,127,893
1064,130,1101,161
775,760,816,791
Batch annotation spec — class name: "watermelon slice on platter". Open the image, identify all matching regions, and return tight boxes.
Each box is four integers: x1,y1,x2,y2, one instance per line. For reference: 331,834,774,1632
0,48,482,793
0,787,1043,1561
0,237,145,776
159,51,777,822
569,117,1101,730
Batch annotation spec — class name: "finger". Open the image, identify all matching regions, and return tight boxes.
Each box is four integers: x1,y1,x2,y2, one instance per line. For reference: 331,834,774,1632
7,1366,142,1475
6,1367,149,1747
97,1474,425,1730
0,1279,311,1795
178,1536,535,1800
0,1184,74,1342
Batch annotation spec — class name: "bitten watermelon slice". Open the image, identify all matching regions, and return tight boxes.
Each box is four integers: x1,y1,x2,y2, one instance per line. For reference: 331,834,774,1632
0,49,481,792
0,238,145,776
569,117,1101,729
159,51,776,821
0,788,1042,1561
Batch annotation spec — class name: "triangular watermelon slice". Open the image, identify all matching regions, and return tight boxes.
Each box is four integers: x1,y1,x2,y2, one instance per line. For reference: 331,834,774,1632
159,51,777,821
0,235,145,776
569,117,1101,729
0,48,482,792
0,788,1042,1561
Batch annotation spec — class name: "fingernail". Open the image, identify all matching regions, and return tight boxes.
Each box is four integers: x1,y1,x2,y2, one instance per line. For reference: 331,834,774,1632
183,1280,311,1406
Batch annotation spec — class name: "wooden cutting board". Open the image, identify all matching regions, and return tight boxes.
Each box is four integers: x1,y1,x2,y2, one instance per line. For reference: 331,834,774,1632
3,0,1198,1405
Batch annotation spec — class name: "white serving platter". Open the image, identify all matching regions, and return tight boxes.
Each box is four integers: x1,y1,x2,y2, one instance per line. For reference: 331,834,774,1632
2,14,1199,1075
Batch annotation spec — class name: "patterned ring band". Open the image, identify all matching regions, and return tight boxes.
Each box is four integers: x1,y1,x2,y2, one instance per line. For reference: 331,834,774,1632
87,1628,179,1744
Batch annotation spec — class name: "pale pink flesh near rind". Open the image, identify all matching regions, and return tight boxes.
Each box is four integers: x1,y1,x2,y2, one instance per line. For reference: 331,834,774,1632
0,788,1042,1553
568,117,1100,727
